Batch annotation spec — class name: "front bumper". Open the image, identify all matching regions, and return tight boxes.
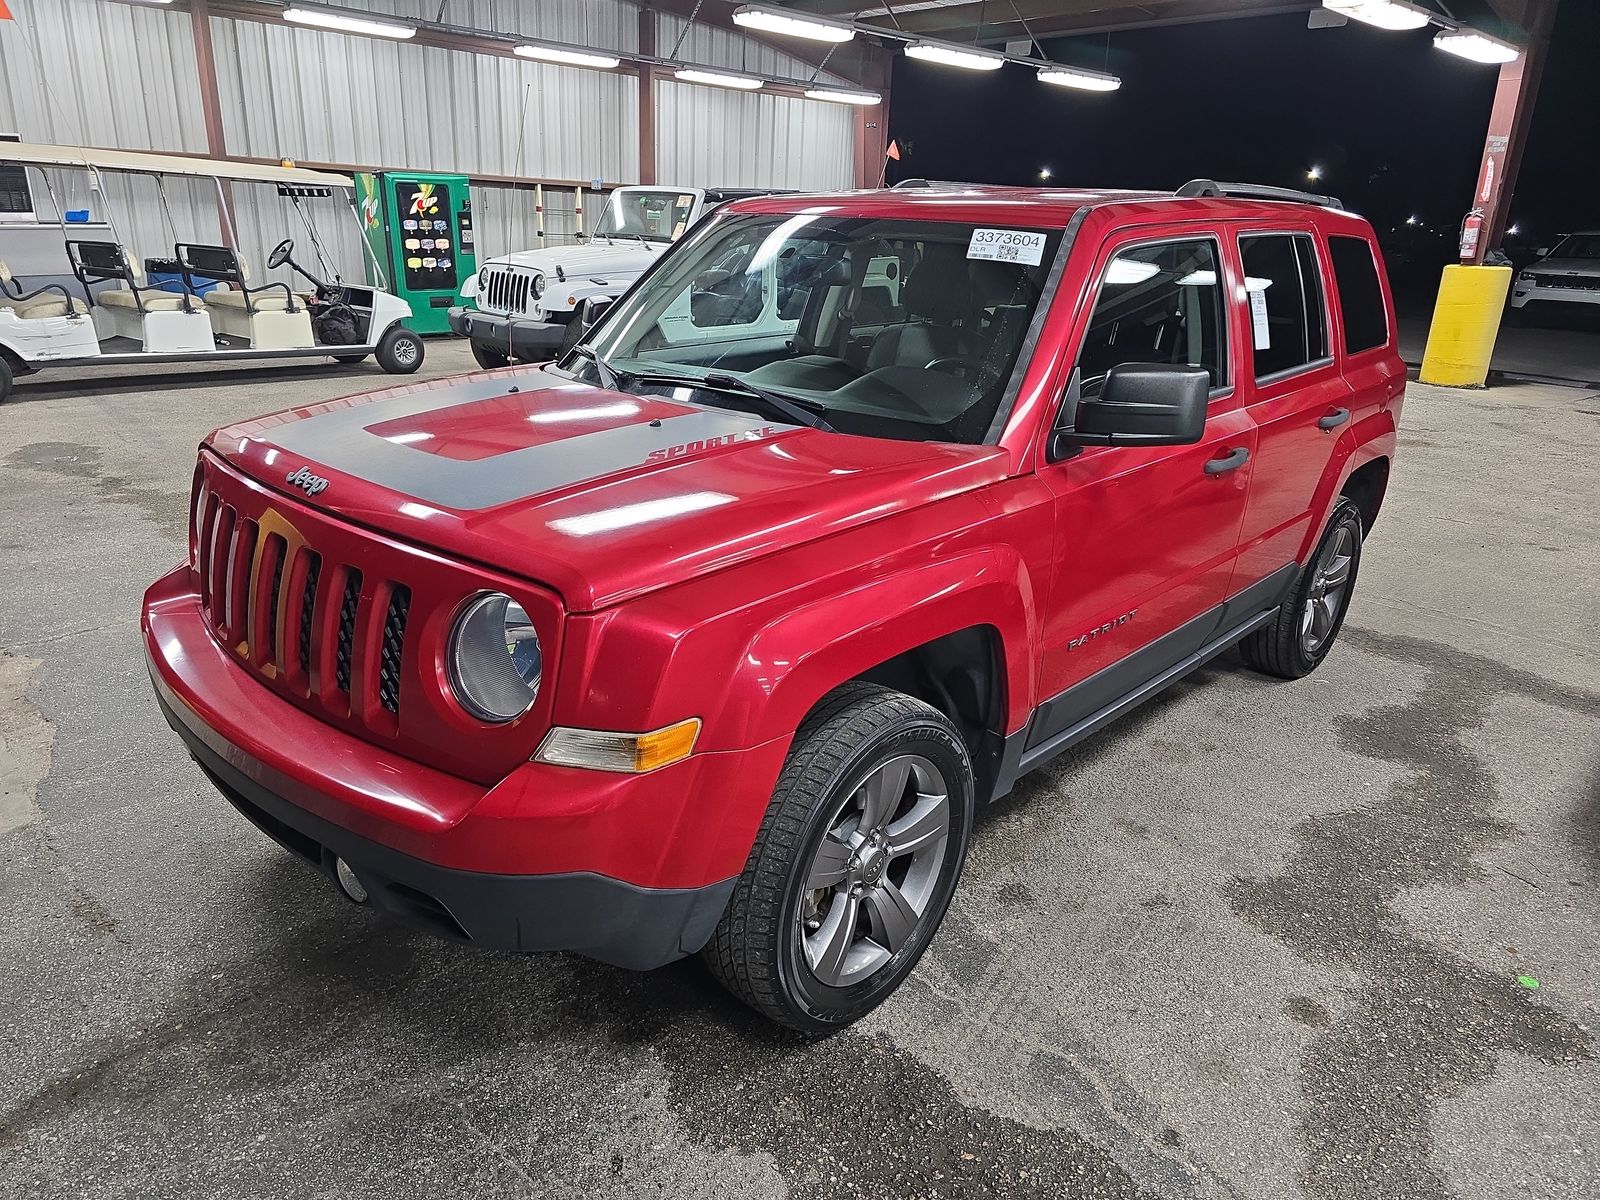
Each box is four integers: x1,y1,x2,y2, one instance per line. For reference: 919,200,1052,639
1509,282,1600,309
143,568,784,969
448,305,569,359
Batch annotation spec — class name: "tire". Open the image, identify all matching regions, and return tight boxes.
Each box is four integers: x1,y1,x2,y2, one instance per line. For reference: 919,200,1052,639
1239,496,1364,679
332,352,370,365
470,340,511,370
375,326,424,375
0,356,12,404
703,682,974,1033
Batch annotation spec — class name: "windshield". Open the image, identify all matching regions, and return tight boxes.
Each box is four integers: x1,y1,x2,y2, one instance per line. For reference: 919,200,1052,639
591,189,697,243
1547,234,1600,260
573,213,1061,445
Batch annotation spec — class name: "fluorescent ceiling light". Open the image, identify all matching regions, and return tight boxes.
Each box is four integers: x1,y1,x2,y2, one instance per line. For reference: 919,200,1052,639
283,3,417,39
1433,28,1520,64
1105,260,1161,285
514,43,621,69
1321,0,1431,31
675,68,764,90
1037,66,1121,92
733,5,854,43
804,87,881,105
905,42,1005,71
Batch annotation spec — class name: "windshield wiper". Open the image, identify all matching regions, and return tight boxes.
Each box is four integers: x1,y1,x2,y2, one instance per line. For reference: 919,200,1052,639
624,368,835,433
571,343,625,391
700,373,835,433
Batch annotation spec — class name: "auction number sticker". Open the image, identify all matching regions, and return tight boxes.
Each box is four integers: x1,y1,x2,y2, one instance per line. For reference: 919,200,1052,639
968,228,1047,266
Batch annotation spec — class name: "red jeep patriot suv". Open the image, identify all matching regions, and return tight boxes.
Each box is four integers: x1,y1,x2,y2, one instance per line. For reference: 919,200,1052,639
144,180,1403,1031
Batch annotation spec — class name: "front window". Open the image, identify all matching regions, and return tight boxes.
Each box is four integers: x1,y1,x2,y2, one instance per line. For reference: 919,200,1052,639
1548,234,1600,260
574,213,1062,444
590,190,697,243
1074,238,1227,397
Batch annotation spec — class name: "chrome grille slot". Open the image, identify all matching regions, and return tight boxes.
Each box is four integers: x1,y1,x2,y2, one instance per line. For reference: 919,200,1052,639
297,553,321,676
378,586,410,715
335,570,362,695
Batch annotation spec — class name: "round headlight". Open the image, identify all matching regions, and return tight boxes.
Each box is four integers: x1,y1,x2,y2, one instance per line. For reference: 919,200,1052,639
532,272,546,298
448,592,542,723
477,267,489,289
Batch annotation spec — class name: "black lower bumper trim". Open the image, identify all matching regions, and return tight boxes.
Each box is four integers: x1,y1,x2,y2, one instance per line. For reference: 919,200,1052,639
156,686,734,970
448,306,568,360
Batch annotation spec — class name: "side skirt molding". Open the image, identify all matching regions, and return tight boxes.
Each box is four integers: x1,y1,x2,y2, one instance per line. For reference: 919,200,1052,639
989,564,1299,801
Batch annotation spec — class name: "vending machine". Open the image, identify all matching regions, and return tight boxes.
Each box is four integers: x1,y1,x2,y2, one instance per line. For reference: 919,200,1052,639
355,171,476,335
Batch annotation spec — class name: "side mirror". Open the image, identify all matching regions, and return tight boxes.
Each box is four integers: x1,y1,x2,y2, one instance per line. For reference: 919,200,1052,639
1051,363,1209,457
1535,246,1550,257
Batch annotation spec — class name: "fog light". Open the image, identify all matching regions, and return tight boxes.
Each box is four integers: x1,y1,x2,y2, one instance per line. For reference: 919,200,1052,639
335,857,369,903
535,718,701,773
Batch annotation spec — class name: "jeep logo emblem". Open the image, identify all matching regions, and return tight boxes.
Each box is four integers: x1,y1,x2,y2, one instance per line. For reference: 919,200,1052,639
285,465,330,497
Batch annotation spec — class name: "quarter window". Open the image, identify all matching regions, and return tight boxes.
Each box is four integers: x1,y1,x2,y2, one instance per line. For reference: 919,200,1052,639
1239,234,1329,380
1075,238,1227,396
1328,235,1389,355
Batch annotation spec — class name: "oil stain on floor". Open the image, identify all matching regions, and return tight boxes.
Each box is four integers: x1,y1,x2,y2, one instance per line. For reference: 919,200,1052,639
1227,627,1599,1200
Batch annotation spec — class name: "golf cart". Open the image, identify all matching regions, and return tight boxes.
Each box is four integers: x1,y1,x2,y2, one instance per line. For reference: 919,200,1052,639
0,142,424,404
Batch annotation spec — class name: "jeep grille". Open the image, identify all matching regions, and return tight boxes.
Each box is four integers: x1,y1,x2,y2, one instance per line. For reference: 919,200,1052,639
480,266,536,316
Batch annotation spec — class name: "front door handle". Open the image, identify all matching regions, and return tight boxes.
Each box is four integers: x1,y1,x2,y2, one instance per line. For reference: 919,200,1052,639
1204,446,1250,475
1317,407,1351,431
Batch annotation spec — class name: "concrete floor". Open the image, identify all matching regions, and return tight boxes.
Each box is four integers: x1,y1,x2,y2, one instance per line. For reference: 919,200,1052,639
1,342,1597,1200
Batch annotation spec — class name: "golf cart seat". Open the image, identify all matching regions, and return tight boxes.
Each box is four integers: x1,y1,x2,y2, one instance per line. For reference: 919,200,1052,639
0,259,89,320
67,240,213,351
98,289,193,312
180,243,312,348
204,288,294,311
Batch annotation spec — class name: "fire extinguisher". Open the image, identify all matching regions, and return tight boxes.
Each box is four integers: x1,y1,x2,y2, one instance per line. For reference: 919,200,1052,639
1459,208,1485,262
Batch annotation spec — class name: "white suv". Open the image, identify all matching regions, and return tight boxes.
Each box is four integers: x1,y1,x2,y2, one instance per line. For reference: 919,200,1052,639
1510,231,1600,313
450,185,779,367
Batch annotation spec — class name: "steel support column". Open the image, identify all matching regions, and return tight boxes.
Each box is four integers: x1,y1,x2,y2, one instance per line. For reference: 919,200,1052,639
638,5,657,186
186,0,238,247
1466,0,1558,262
852,47,891,189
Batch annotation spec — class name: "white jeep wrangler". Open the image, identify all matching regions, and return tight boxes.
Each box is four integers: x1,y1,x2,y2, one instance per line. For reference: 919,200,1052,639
450,185,779,367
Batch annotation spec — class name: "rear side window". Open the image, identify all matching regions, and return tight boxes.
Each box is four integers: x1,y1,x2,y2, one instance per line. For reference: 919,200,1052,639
1075,238,1227,396
1328,235,1389,354
1239,234,1329,379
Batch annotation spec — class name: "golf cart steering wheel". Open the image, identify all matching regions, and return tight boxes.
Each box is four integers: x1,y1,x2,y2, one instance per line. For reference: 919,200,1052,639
268,238,295,270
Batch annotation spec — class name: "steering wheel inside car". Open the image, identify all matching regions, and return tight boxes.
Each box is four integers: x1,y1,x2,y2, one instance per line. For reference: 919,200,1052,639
268,238,295,270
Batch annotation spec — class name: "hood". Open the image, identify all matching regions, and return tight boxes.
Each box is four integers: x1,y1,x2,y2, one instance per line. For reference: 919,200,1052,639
1529,257,1600,277
488,240,665,282
208,369,1009,612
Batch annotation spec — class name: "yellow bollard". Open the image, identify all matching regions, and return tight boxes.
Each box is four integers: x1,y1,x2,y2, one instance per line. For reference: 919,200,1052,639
1419,264,1513,388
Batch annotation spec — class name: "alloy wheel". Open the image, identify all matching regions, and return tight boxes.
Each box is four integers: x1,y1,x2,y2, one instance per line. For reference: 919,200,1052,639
797,753,951,988
1301,523,1355,655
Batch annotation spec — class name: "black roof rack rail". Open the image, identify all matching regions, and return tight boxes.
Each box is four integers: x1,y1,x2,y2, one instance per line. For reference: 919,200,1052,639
1176,178,1344,210
890,178,978,190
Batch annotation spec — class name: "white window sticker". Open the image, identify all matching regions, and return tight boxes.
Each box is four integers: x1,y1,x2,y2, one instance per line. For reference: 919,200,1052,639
967,228,1047,267
1249,288,1271,350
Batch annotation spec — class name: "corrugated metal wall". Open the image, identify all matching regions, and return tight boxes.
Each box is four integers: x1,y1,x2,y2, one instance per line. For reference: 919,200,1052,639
210,16,640,184
0,0,205,152
655,81,855,191
0,0,857,288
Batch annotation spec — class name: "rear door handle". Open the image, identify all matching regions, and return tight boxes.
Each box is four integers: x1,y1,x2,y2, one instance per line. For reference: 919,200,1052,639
1317,407,1351,431
1204,446,1250,475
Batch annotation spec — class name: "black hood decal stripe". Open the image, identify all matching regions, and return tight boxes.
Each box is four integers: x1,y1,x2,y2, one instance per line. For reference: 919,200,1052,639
267,379,784,510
